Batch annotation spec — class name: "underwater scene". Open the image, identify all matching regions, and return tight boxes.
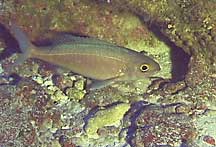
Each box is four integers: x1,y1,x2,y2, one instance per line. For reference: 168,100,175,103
0,0,216,147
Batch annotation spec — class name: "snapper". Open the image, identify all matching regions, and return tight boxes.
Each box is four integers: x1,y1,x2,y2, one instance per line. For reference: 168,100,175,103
8,23,160,90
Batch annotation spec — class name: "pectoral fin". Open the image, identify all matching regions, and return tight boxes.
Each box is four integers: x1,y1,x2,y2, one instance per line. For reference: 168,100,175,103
86,79,116,91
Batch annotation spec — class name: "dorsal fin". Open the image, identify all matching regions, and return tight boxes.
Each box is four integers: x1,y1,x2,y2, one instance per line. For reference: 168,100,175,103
48,32,118,47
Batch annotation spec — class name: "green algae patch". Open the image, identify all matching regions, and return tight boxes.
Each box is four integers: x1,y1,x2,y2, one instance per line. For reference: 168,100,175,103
0,63,3,74
85,103,130,139
66,87,86,102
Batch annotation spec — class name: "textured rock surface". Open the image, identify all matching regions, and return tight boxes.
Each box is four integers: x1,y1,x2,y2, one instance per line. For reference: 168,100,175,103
113,0,216,84
0,0,216,147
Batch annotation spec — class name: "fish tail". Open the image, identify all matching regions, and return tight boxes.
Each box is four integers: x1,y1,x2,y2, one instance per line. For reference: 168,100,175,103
9,22,35,65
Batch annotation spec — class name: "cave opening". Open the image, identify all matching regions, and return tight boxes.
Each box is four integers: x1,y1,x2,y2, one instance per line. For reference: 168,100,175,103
148,23,190,82
136,14,191,82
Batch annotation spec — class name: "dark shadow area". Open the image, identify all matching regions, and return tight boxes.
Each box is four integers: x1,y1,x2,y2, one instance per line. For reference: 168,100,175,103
125,101,150,147
169,43,190,82
0,73,22,85
136,14,190,82
0,23,23,85
0,23,20,61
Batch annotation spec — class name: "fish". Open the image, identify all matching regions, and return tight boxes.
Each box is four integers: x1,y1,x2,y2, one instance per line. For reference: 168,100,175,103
8,23,160,90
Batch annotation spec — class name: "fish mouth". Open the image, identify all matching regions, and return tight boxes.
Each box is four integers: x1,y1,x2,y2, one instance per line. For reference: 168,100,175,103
145,65,160,78
149,76,161,80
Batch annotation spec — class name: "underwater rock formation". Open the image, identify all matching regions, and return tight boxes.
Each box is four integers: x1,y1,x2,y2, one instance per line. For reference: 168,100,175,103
113,0,216,85
84,103,130,139
0,0,216,147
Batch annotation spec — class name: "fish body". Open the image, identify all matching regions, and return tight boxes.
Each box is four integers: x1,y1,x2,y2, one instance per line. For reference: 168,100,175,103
8,23,160,90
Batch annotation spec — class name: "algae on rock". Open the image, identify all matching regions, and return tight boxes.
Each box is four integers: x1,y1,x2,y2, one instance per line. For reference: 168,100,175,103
85,103,130,139
113,0,216,80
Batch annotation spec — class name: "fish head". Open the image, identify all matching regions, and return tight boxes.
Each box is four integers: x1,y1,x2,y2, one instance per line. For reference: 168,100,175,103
127,54,160,79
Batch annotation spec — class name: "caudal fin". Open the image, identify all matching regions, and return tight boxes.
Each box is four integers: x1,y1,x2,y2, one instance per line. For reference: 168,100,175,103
8,22,34,65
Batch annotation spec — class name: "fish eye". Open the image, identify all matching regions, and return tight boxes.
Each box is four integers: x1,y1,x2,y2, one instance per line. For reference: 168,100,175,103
140,64,149,72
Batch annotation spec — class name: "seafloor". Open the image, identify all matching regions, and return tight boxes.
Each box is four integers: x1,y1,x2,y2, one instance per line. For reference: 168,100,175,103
0,0,216,147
